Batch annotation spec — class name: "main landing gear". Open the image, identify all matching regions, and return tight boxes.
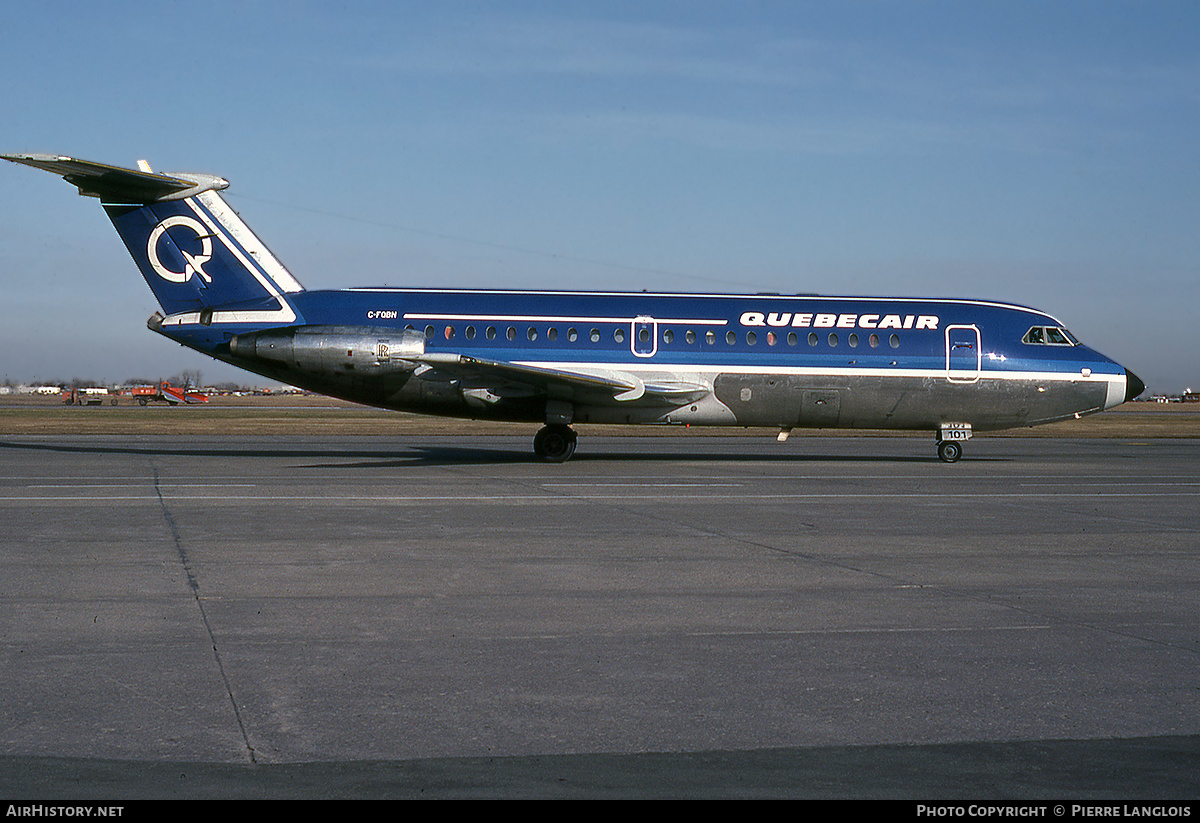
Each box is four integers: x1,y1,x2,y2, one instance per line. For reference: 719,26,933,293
533,424,577,463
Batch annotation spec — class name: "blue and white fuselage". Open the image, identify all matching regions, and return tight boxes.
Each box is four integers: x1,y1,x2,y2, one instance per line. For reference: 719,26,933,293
4,153,1142,462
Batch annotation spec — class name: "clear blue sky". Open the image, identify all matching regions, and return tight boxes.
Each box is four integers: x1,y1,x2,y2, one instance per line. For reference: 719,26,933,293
2,1,1197,393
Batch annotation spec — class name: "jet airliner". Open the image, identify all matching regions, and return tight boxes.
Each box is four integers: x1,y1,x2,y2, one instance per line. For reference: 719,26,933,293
3,153,1143,462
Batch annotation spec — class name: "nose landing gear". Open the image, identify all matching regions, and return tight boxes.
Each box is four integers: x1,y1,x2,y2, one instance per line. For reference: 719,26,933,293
936,439,963,463
936,424,970,463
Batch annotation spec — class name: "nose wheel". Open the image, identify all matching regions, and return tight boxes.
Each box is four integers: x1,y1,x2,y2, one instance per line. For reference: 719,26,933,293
936,424,970,463
533,424,577,463
937,439,963,463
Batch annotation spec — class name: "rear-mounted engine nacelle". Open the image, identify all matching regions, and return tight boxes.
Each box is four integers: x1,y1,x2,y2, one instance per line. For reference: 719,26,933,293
229,325,425,375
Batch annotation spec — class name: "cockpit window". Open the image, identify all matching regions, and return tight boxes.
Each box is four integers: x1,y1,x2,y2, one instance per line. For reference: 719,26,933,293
1023,326,1078,346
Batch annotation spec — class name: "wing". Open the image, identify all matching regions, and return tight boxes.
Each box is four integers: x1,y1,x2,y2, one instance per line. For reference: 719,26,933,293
412,352,710,406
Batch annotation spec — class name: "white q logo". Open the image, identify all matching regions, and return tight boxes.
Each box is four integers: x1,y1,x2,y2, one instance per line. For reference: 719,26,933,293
147,216,213,284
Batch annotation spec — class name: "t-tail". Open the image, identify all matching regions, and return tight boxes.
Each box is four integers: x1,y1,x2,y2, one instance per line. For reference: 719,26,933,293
2,154,304,325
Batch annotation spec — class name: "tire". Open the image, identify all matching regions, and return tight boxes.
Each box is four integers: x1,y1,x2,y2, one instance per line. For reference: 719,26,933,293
533,425,577,463
937,440,963,463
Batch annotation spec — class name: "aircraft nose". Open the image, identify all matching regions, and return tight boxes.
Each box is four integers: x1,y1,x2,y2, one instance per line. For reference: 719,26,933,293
1125,369,1145,402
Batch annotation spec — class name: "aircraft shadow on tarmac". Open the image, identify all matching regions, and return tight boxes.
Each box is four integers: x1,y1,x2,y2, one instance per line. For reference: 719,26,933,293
305,445,987,469
0,438,1005,468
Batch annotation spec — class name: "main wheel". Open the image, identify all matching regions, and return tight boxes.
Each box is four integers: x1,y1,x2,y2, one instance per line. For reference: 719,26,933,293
937,440,963,463
533,424,577,463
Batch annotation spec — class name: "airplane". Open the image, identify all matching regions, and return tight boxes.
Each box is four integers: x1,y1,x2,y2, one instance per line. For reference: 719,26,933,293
3,153,1144,463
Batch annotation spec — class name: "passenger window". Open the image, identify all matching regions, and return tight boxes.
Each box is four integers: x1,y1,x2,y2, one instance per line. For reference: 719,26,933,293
547,327,558,342
506,327,516,341
663,329,674,344
869,333,879,348
568,327,578,342
848,333,858,348
527,327,537,341
808,332,818,347
828,332,838,347
590,328,600,343
686,330,696,344
465,325,476,340
726,331,736,345
486,326,496,340
889,334,900,349
614,328,626,343
787,332,797,346
706,330,716,345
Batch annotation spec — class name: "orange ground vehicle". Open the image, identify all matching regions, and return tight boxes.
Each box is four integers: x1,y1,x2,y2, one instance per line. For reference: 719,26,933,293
127,382,209,406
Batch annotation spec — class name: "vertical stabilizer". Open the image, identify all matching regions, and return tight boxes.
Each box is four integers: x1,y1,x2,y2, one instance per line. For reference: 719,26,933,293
104,190,304,318
3,154,304,323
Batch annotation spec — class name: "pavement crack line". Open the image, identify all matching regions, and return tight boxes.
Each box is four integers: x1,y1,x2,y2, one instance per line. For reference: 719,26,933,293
152,466,257,765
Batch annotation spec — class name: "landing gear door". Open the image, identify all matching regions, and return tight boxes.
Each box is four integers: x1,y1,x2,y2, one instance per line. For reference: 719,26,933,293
945,324,981,383
632,316,657,358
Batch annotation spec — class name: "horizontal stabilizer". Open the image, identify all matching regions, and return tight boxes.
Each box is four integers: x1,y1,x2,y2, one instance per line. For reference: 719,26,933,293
2,153,228,203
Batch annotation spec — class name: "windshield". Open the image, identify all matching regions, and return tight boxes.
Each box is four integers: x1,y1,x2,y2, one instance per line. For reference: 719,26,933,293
1023,326,1078,346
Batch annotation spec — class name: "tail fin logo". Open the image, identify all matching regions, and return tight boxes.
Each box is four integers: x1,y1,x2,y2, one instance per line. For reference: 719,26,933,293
147,216,213,284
